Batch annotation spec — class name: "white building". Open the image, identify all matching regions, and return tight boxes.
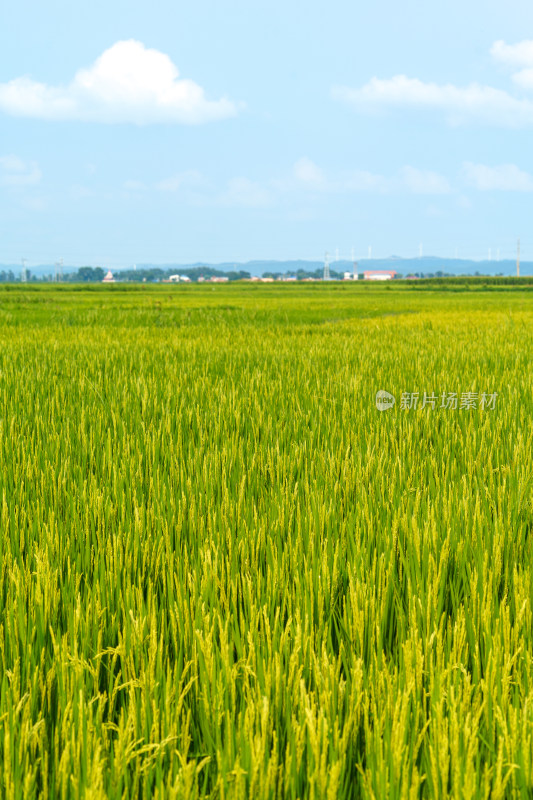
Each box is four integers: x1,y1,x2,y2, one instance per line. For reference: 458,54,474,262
363,270,397,281
343,261,359,280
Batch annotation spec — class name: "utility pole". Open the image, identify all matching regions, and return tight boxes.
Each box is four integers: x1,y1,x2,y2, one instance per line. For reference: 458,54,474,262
517,238,521,278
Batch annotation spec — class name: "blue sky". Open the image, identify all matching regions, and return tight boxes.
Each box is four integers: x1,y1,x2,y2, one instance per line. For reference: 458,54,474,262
2,0,533,268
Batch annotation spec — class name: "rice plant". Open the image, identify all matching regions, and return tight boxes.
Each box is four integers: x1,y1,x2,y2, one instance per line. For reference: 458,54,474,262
1,282,532,798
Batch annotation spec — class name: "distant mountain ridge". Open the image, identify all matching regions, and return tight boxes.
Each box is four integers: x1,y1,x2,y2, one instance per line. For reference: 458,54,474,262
132,257,527,277
1,256,530,279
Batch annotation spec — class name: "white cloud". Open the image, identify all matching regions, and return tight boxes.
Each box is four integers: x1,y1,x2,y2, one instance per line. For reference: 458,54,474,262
23,197,47,211
0,40,239,124
292,157,327,187
155,170,205,192
343,170,390,192
332,40,533,126
0,155,41,186
491,39,533,67
271,157,330,193
511,69,533,89
219,177,272,207
123,179,146,192
400,166,451,194
120,158,452,208
287,158,402,195
70,184,94,198
281,159,450,195
332,76,533,126
274,159,391,194
490,40,533,90
457,195,473,210
463,162,533,191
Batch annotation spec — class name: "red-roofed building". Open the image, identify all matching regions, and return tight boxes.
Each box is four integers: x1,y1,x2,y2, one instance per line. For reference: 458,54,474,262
363,270,397,281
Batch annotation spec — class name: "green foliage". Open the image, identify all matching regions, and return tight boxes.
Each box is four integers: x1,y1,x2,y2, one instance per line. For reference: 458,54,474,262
117,267,251,282
0,283,533,798
76,267,106,283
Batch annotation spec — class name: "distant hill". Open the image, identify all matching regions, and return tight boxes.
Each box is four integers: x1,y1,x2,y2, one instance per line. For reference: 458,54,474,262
1,256,530,280
128,257,530,278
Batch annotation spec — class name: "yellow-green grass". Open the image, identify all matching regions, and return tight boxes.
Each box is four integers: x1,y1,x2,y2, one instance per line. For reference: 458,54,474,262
1,283,533,799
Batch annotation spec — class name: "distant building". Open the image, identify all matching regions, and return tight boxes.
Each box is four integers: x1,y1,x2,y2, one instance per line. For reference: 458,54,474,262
210,276,229,283
167,274,191,283
364,270,397,281
102,270,115,283
344,263,359,280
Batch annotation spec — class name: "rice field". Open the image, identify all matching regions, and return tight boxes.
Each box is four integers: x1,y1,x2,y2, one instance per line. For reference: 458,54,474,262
1,282,533,799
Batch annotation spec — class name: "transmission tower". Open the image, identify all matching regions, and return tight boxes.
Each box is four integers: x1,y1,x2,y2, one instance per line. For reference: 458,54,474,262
323,252,331,281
